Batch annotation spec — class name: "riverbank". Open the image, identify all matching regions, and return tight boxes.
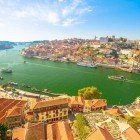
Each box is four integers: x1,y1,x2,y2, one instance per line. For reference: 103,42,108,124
21,53,140,74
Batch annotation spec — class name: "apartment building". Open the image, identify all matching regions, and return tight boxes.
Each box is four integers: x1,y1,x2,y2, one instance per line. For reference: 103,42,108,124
0,98,27,129
69,96,107,113
33,98,69,123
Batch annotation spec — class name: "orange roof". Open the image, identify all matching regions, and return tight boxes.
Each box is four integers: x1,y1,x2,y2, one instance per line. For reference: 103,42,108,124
0,114,6,123
84,100,93,107
70,96,84,105
12,127,26,140
105,108,124,116
12,121,74,140
7,107,22,117
86,126,114,140
25,123,44,140
123,127,140,140
47,121,74,140
0,98,27,122
16,100,27,107
34,98,68,109
93,99,107,107
85,99,107,108
70,96,107,108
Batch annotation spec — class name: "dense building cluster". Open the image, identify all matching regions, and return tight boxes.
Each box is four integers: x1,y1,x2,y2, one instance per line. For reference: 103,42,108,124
21,37,140,73
0,83,140,140
0,87,140,140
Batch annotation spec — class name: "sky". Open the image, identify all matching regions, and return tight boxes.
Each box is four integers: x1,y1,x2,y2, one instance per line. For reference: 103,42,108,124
0,0,140,41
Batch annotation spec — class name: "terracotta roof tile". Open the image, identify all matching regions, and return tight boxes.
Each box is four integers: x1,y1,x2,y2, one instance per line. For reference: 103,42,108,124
47,121,74,140
34,98,68,109
105,108,124,116
86,126,114,140
12,121,74,140
12,127,26,140
123,127,140,140
92,99,107,108
7,107,22,117
70,96,84,105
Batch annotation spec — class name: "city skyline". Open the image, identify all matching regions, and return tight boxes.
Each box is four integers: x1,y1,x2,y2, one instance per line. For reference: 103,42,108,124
0,0,140,41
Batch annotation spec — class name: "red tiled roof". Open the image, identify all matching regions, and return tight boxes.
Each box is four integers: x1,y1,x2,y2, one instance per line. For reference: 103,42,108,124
105,108,124,116
123,127,140,140
92,99,107,108
12,121,74,140
86,126,114,140
12,127,26,140
47,121,74,140
7,107,22,117
0,98,27,122
70,96,84,105
34,98,68,109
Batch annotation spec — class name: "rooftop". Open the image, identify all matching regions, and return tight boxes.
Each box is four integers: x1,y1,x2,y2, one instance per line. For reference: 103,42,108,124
34,98,68,109
86,126,114,140
122,127,140,140
12,121,74,140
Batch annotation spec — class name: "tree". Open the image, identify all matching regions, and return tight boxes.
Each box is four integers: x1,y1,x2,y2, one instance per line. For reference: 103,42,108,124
73,114,90,140
125,115,140,129
0,123,8,140
78,86,101,100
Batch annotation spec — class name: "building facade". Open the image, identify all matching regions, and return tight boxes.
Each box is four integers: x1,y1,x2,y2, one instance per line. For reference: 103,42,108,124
33,98,69,123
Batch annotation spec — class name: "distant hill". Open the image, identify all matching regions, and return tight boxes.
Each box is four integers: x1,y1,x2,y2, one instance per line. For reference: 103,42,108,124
0,41,16,50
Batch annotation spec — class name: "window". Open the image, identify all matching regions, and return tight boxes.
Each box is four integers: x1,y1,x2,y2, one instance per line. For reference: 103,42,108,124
64,110,67,115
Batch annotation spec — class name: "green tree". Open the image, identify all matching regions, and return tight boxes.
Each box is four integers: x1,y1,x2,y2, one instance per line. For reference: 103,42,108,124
78,86,101,100
73,114,90,140
125,115,140,129
0,123,8,140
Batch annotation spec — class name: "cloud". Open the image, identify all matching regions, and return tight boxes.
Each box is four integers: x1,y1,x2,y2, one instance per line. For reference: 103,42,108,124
0,0,93,26
58,0,65,2
62,18,75,26
0,22,4,27
45,11,60,24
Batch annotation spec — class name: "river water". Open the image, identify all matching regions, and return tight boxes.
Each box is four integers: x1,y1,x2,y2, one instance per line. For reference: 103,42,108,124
0,45,140,105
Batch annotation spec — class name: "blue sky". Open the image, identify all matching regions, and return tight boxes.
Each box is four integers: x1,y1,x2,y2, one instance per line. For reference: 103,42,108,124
0,0,140,41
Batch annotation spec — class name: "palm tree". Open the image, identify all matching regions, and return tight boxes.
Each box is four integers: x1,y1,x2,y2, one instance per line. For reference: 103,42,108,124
0,123,8,140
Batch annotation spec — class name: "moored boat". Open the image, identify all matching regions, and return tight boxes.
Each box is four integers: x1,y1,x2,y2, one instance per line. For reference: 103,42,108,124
108,75,125,81
77,62,97,68
22,84,31,88
0,76,3,80
8,81,18,86
1,68,13,73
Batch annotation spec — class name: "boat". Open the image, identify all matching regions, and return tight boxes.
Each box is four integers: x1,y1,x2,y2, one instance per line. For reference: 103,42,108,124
1,68,12,73
77,62,97,68
42,89,49,93
22,84,31,88
0,76,3,80
108,75,125,81
8,81,18,86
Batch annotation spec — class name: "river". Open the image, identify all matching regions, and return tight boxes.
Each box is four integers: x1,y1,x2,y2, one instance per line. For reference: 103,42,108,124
0,45,140,105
